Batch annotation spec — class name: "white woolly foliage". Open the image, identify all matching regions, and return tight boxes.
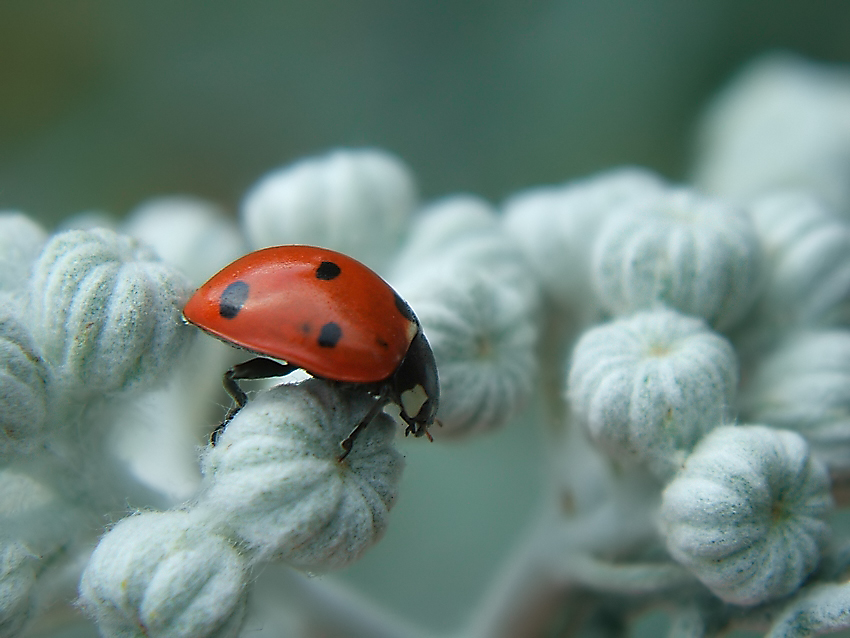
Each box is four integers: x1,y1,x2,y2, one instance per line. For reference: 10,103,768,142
6,128,850,635
0,542,37,638
693,53,850,217
394,232,539,438
198,379,404,570
28,228,195,397
79,511,249,638
0,311,48,460
124,196,246,286
747,191,850,330
502,166,665,309
409,270,537,437
766,582,850,638
0,213,46,295
389,194,499,280
660,425,833,606
591,188,762,329
567,309,738,480
390,197,540,436
393,195,538,300
242,148,416,272
742,330,850,472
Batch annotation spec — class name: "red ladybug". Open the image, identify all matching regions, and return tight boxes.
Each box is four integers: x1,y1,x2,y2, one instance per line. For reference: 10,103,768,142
182,245,439,458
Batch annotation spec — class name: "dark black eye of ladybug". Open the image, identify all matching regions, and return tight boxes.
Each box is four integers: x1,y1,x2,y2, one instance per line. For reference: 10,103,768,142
316,261,341,280
219,281,250,319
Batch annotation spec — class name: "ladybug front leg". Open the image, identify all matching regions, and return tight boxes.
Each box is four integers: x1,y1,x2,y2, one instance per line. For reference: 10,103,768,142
213,357,298,443
338,386,391,461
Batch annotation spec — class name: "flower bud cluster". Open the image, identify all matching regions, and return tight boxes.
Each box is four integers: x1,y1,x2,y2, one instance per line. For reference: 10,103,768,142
531,172,844,617
61,148,540,636
8,53,850,636
0,220,197,636
392,195,541,436
507,54,850,635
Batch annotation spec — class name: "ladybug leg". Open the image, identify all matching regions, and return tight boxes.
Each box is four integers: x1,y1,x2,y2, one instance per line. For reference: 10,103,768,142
212,357,298,444
338,386,391,461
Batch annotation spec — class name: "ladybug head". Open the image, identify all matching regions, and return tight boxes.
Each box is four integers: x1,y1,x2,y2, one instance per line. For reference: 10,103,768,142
389,330,440,440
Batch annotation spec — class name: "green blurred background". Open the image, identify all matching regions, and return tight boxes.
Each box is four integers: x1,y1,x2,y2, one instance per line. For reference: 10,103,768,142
3,1,850,226
5,3,850,636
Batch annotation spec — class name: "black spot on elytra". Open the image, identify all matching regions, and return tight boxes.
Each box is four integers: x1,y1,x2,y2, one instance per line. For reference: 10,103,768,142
219,281,250,319
394,291,416,323
316,261,341,280
376,336,389,349
318,322,342,347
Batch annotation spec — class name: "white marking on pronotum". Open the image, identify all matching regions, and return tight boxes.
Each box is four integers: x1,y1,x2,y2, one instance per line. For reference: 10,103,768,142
401,384,428,417
406,321,418,343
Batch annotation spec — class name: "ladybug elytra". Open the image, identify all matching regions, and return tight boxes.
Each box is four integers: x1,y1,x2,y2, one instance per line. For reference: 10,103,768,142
182,245,439,458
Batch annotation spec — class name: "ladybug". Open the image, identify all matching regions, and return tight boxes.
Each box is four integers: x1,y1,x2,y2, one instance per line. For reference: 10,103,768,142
182,245,439,459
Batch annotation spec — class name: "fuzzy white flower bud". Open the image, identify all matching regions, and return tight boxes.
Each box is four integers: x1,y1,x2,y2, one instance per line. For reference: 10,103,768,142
0,212,46,295
502,167,665,310
0,542,37,638
28,228,194,397
79,510,249,638
567,309,738,480
124,196,246,286
390,195,501,280
396,253,539,438
0,310,49,460
660,425,833,606
198,379,404,570
693,53,850,217
241,148,416,272
748,191,850,330
767,582,850,638
393,194,539,303
742,330,850,472
591,188,761,329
